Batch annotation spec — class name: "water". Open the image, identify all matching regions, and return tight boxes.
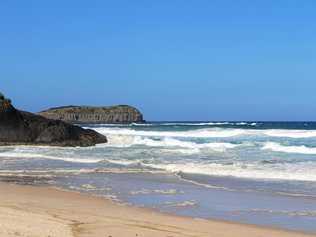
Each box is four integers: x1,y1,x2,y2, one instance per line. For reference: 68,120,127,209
1,121,316,232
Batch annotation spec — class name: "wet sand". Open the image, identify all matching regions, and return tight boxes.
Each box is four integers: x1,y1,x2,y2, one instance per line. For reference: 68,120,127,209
0,182,315,237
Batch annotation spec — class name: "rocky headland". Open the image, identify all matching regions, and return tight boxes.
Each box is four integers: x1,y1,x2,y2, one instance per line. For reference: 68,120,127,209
0,93,107,147
39,105,144,124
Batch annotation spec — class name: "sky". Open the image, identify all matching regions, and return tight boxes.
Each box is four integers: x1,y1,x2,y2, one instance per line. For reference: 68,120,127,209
1,0,316,121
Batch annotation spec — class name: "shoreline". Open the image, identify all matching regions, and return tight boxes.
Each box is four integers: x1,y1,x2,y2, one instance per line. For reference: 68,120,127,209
0,182,315,237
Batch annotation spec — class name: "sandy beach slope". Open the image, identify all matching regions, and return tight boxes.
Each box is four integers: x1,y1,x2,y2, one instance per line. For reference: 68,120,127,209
0,182,314,237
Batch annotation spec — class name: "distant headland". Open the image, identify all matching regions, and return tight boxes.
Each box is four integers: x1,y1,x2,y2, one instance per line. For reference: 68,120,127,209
0,93,107,147
39,105,144,124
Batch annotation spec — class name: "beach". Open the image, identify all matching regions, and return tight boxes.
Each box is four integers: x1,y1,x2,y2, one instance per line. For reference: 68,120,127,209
2,0,314,235
1,182,314,237
2,122,316,233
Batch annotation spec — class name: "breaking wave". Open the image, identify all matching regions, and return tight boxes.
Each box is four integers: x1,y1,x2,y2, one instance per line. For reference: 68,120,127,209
149,122,257,126
92,127,316,139
262,142,316,155
3,123,316,183
262,130,316,138
105,135,240,151
143,162,316,182
93,127,247,138
0,151,103,163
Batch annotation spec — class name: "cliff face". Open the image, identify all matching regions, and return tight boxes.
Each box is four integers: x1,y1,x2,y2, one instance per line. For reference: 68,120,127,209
39,105,144,124
0,95,107,147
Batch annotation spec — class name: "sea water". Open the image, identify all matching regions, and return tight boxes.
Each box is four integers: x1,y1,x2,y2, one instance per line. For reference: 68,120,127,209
1,122,316,232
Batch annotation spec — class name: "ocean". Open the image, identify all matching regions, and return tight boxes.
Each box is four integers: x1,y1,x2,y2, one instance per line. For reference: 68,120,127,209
1,121,316,233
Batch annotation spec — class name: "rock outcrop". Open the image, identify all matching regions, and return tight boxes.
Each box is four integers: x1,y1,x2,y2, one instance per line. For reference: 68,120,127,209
39,105,144,124
0,94,107,147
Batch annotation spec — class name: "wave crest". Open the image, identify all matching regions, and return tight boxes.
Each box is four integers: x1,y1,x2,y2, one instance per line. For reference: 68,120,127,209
93,127,246,138
262,142,316,155
105,135,240,152
92,127,316,139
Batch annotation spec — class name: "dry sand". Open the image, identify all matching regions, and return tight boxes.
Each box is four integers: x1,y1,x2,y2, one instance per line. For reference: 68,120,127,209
0,182,314,237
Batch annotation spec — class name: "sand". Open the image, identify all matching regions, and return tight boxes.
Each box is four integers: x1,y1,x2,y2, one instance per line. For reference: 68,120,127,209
0,182,314,237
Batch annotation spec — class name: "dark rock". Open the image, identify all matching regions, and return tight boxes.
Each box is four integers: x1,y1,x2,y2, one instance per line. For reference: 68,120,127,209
39,105,144,124
0,94,107,147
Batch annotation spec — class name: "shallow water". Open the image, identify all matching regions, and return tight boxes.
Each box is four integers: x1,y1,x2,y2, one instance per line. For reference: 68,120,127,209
1,122,316,232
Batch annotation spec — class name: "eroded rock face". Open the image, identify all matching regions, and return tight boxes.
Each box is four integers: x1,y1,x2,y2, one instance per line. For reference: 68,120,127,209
39,105,144,124
0,96,107,147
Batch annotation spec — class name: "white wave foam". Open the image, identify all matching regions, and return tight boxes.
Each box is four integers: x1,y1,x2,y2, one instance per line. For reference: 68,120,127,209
236,122,246,125
92,126,316,139
159,122,231,126
133,137,239,150
3,152,316,181
105,135,239,152
164,200,197,207
263,130,316,138
131,123,154,126
85,122,221,127
105,158,144,166
262,142,316,155
247,209,316,217
94,127,246,138
142,162,316,182
0,168,168,175
132,122,258,126
0,152,103,163
234,122,257,126
160,148,201,155
130,188,180,195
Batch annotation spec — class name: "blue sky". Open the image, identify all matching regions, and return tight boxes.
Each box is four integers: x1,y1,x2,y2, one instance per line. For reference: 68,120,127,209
1,0,316,121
